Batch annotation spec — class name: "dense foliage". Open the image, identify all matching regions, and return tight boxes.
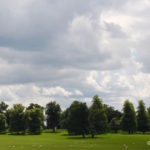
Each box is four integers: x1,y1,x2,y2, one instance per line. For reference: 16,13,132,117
137,100,149,134
45,101,61,132
8,104,26,134
89,95,107,138
121,100,137,134
0,95,149,137
66,101,89,138
0,113,7,133
25,108,44,134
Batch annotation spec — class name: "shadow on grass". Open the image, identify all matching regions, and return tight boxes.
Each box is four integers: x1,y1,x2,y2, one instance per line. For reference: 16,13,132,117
43,130,62,134
62,133,109,140
66,136,103,140
8,132,42,136
120,131,150,135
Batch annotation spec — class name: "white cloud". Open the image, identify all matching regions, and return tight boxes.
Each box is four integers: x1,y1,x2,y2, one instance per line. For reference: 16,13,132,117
0,84,83,108
42,86,72,97
0,0,150,109
74,90,83,96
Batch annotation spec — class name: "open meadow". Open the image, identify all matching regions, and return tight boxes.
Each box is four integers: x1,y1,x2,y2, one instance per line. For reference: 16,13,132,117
0,131,150,150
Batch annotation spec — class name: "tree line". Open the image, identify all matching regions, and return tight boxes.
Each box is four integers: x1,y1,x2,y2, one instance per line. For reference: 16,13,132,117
0,95,150,138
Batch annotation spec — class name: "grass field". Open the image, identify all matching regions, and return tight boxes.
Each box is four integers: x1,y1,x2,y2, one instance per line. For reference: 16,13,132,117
0,131,150,150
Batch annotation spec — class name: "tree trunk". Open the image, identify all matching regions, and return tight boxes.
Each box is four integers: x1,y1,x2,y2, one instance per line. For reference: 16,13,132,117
53,127,55,133
143,131,145,134
91,132,95,138
82,133,85,138
128,130,130,134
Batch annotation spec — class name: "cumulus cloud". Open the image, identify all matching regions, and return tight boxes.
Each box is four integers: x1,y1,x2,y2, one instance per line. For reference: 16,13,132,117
0,0,150,109
42,86,72,97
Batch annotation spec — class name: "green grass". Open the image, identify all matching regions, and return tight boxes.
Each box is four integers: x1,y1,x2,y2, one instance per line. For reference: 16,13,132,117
0,131,150,150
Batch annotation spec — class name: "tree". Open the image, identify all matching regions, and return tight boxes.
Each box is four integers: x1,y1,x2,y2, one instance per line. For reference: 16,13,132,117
26,103,44,110
148,107,150,116
148,107,150,130
0,101,9,128
25,108,44,134
60,109,69,129
26,103,44,133
45,101,61,132
0,113,7,133
9,104,26,134
89,95,108,138
0,101,8,114
104,104,122,123
121,100,137,134
110,117,120,133
67,101,89,138
137,100,149,134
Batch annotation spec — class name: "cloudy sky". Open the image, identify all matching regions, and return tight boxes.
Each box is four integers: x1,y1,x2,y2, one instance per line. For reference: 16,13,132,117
0,0,150,110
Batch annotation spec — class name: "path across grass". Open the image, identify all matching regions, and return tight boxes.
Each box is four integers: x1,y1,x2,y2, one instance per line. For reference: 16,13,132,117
0,131,150,150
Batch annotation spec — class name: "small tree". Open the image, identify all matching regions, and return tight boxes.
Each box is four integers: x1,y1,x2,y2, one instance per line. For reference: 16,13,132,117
60,109,69,129
104,104,122,123
110,117,120,133
67,101,89,138
121,100,137,134
9,104,26,134
89,95,107,138
25,108,44,134
0,113,7,133
45,101,61,132
137,100,149,134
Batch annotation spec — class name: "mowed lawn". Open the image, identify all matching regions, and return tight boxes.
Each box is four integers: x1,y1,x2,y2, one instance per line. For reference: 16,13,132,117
0,131,150,150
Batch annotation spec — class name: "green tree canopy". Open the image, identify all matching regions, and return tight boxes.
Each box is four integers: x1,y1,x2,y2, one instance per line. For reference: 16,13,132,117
104,104,122,123
121,100,137,134
148,107,150,116
89,95,108,138
0,113,7,133
45,101,61,132
0,101,8,114
110,117,121,133
67,101,89,138
137,100,149,133
26,103,44,110
25,108,44,134
60,109,69,129
9,104,26,134
148,107,150,131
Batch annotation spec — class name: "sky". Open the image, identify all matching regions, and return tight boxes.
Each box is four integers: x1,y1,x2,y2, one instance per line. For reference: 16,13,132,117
0,0,150,110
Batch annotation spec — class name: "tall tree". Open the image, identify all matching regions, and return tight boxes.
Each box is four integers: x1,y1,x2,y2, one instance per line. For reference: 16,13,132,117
26,103,44,132
89,95,108,138
25,108,44,134
9,104,26,134
45,101,61,132
121,100,137,134
137,100,149,134
0,113,7,133
67,101,89,138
